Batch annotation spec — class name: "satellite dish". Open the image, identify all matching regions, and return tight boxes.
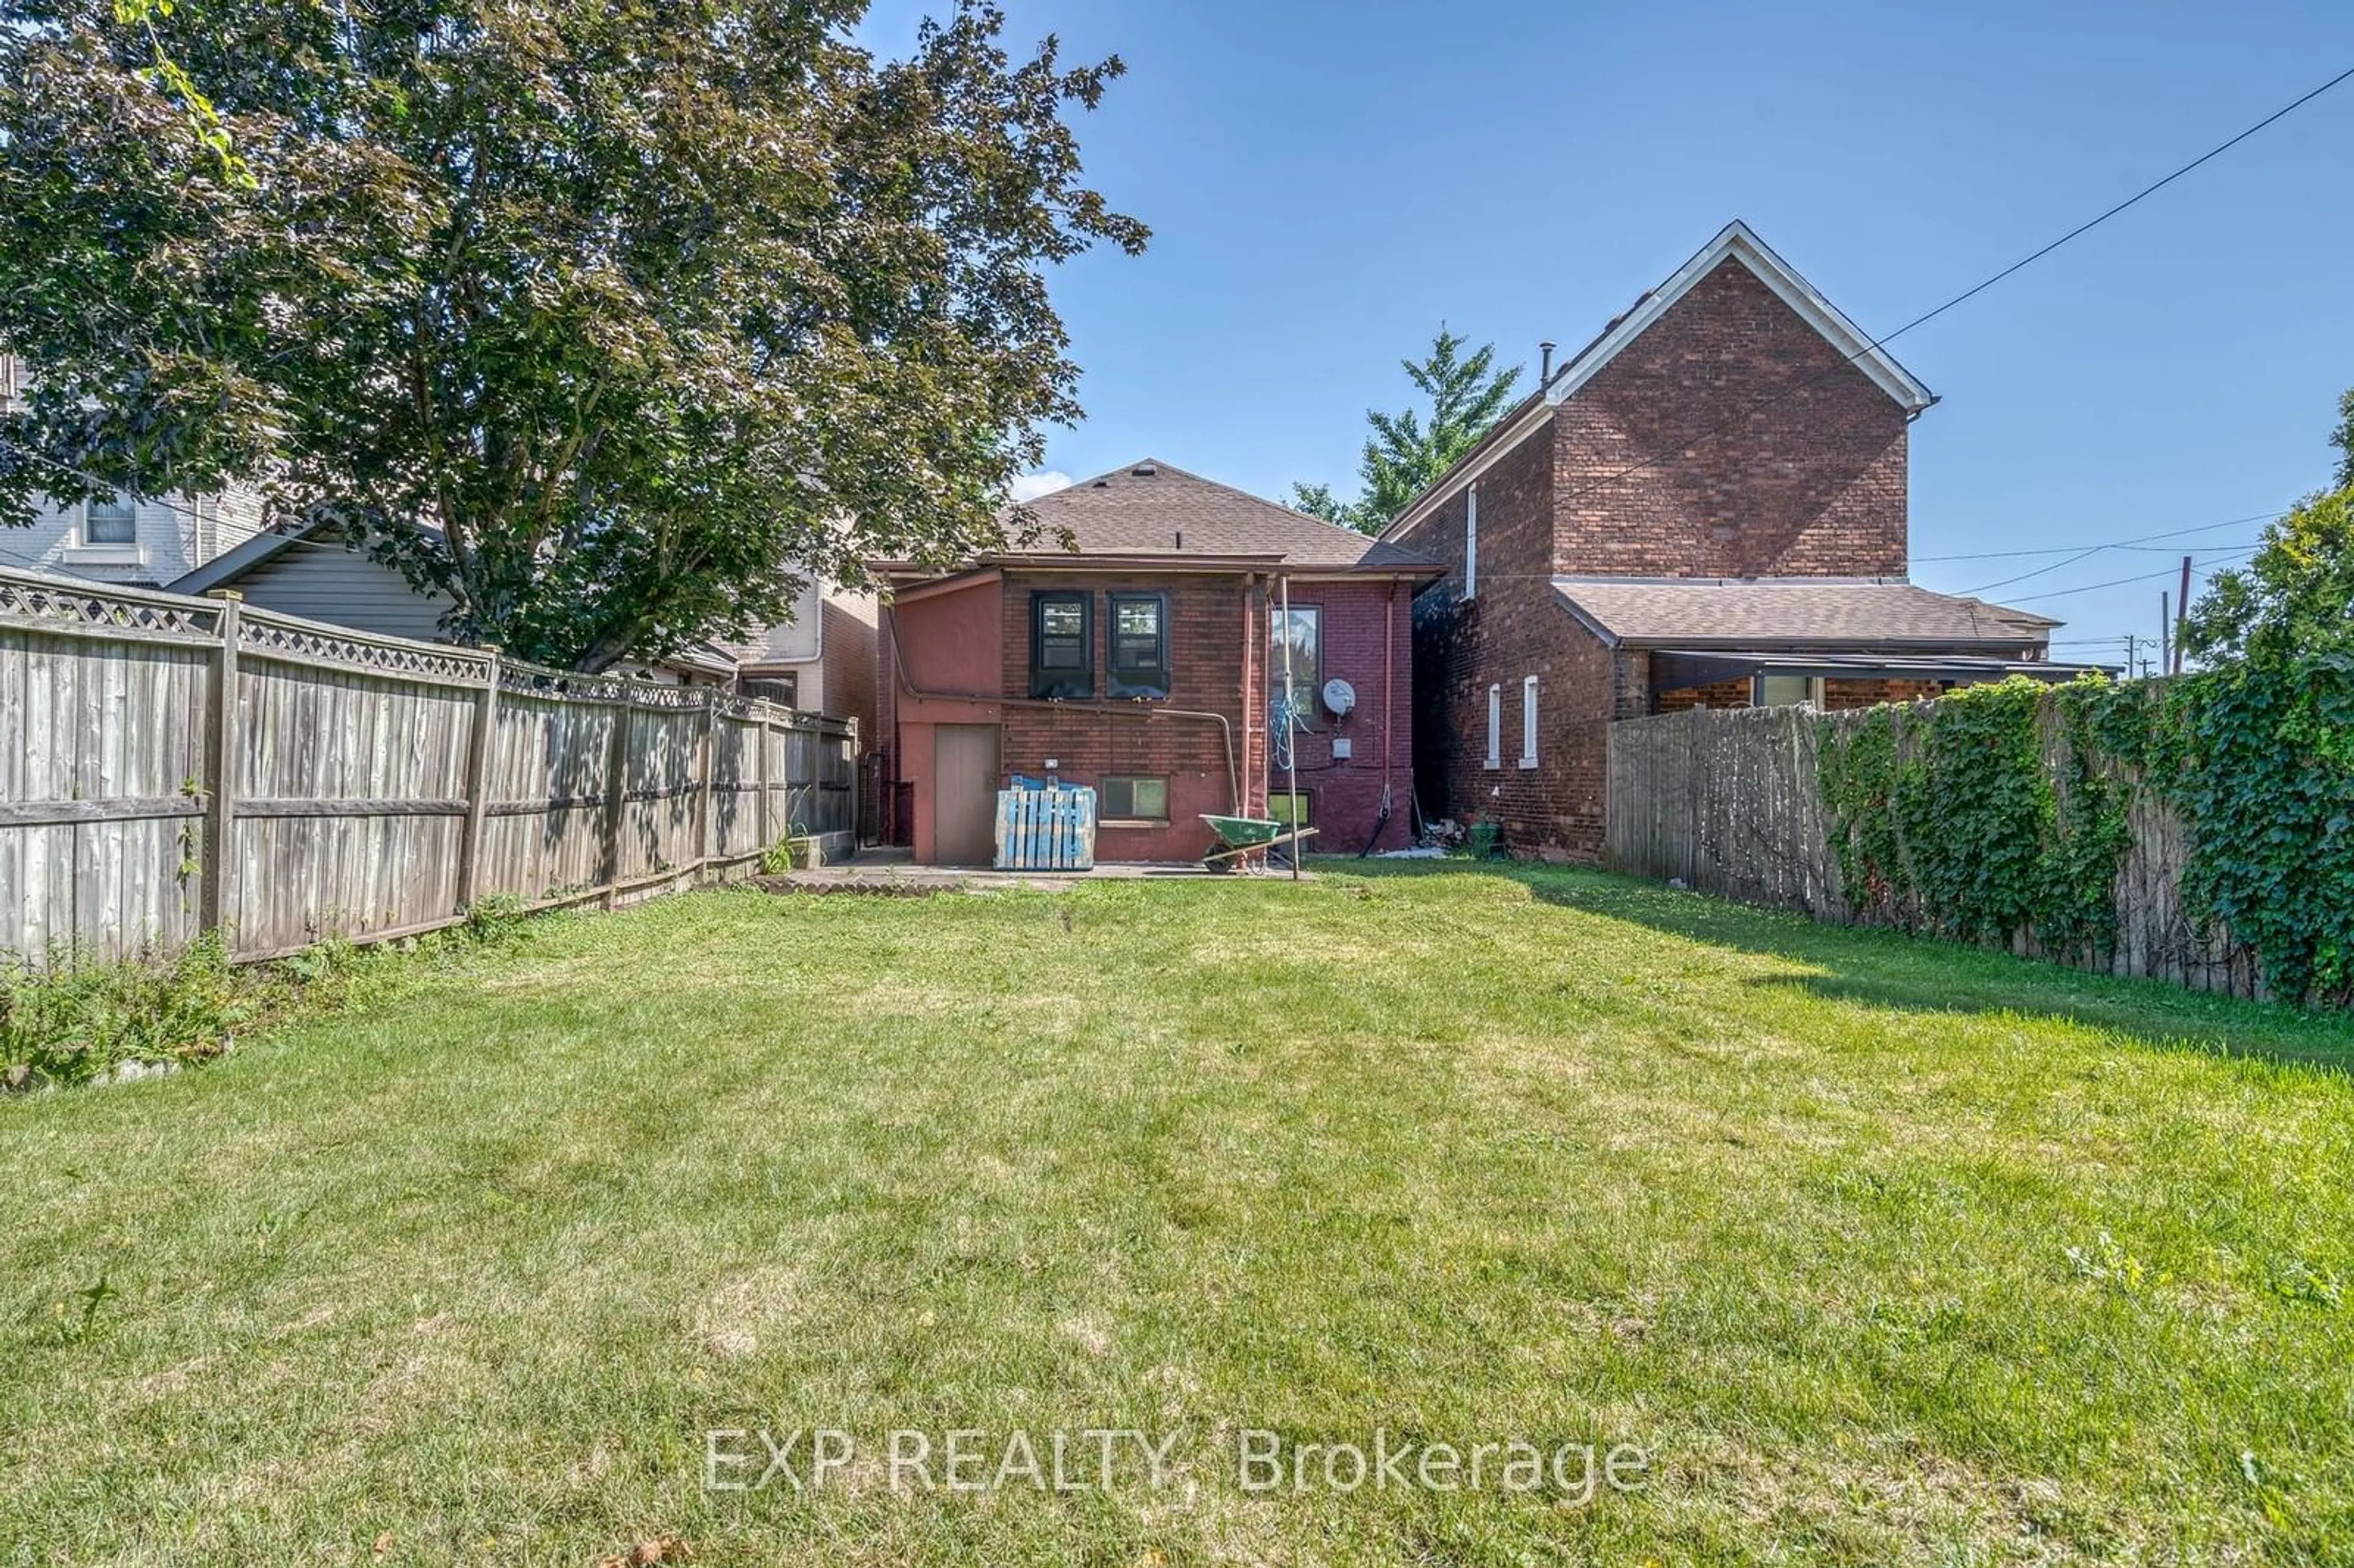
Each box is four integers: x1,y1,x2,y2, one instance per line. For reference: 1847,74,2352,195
1321,677,1357,716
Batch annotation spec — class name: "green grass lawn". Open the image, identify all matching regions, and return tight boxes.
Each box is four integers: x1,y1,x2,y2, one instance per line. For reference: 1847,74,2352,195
6,865,2353,1566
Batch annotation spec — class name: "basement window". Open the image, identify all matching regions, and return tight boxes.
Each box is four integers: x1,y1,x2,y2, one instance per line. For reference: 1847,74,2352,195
1029,590,1092,699
1099,775,1168,824
1267,788,1312,829
1107,592,1170,699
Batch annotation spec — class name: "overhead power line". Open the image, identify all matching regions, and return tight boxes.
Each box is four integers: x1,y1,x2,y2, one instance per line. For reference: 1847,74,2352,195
1914,509,2282,562
1960,538,2264,595
1550,64,2354,509
1964,545,2109,595
2005,548,2255,605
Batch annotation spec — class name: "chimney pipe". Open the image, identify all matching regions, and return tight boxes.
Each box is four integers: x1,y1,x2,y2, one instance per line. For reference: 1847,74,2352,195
1539,341,1556,382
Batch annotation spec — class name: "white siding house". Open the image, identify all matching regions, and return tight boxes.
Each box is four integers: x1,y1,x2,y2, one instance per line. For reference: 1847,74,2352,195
1,488,265,588
716,586,878,742
173,518,873,727
175,520,455,643
0,354,265,586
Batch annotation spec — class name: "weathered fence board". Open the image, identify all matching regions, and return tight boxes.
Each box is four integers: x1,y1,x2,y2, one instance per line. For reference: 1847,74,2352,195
1605,702,2261,1000
0,567,855,964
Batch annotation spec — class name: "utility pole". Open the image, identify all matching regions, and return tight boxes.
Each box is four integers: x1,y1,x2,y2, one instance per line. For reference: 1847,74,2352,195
2173,554,2193,675
2125,632,2136,680
2159,592,2171,679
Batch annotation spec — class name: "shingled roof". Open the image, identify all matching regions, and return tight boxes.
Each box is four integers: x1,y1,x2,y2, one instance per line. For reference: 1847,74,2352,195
1552,576,2060,650
1003,460,1438,572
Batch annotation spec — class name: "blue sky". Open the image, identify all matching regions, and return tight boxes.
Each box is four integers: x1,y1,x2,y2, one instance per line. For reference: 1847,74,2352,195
864,1,2354,658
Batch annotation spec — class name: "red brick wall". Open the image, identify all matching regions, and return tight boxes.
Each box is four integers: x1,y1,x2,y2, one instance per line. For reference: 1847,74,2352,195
1396,430,1625,861
881,568,1413,862
1270,577,1414,854
1821,677,1945,711
818,597,878,752
877,573,1004,765
878,576,1007,859
1653,679,1753,714
992,571,1249,862
1552,258,1909,579
1392,254,1922,859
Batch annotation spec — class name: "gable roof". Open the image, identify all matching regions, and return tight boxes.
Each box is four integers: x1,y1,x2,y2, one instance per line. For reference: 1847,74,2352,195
1381,220,1933,541
1552,576,2060,651
891,460,1438,574
169,515,346,596
1544,221,1933,413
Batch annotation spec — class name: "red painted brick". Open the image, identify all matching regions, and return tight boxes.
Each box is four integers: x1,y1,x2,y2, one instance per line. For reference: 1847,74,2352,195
882,569,1414,861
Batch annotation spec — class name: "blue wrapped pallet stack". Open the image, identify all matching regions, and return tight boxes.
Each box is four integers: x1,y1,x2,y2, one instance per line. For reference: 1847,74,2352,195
994,782,1097,871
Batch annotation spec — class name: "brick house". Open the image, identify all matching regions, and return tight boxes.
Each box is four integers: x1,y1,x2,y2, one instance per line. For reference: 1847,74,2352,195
874,460,1438,864
1385,222,2087,861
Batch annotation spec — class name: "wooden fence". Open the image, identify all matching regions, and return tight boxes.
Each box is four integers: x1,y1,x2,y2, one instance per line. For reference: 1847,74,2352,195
0,567,855,964
1604,702,2262,999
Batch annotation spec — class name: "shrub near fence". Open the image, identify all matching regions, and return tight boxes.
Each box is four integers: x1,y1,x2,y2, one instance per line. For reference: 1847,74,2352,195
0,567,855,965
1604,689,2266,1000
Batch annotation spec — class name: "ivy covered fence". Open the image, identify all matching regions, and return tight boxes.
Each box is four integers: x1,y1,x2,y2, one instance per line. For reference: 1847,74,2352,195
1606,671,2352,1009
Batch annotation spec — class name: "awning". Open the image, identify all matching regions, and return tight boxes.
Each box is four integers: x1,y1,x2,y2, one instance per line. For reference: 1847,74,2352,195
1647,648,2114,692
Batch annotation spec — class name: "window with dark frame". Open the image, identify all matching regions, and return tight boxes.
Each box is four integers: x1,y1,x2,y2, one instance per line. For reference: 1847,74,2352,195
1029,590,1092,699
1757,674,1824,708
1107,591,1171,699
742,673,799,707
1270,605,1320,697
1098,775,1168,823
1267,789,1311,829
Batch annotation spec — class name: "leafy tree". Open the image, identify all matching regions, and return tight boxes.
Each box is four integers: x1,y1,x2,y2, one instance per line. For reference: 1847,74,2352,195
2184,384,2354,668
2333,384,2353,492
2181,488,2354,664
1290,328,1522,535
108,0,248,183
1287,481,1367,533
0,1,1144,670
2152,398,2354,1002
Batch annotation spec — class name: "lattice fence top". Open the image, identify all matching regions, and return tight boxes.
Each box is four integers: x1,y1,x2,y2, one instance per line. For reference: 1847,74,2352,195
238,611,496,685
0,569,226,639
500,655,846,731
0,565,850,735
498,660,640,706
